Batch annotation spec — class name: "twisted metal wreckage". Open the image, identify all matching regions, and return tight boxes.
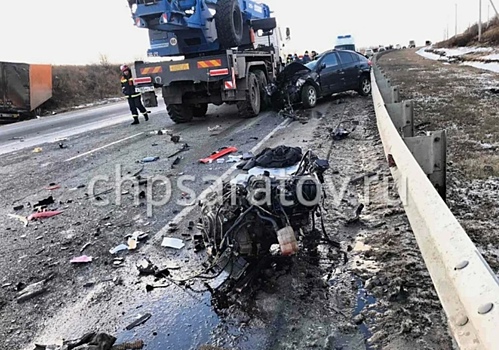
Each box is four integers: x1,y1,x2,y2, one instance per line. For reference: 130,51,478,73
164,145,344,301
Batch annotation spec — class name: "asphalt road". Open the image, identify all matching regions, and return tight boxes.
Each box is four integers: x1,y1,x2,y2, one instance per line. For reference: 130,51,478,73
0,98,306,350
0,91,449,350
0,100,146,156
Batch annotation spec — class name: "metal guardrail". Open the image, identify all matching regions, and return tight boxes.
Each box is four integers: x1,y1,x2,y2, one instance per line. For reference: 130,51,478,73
371,52,499,349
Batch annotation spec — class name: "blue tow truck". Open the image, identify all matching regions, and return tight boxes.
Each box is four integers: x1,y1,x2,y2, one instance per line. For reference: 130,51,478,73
126,0,283,123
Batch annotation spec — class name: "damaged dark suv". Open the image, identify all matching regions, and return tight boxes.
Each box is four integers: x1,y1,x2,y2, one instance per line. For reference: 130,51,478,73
270,49,372,109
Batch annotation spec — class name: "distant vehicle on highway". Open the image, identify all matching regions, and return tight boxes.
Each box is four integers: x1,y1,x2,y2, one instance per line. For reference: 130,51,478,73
364,48,374,58
334,34,356,51
395,44,401,49
409,40,416,48
425,40,432,46
270,49,372,109
378,46,386,52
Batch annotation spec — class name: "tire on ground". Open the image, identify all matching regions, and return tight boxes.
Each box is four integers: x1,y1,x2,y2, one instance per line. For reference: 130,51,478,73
254,69,270,110
301,84,318,109
357,75,371,96
192,103,208,118
215,0,244,49
237,72,261,118
167,104,194,123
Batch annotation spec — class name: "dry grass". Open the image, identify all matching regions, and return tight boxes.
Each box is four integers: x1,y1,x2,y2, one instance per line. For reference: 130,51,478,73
459,153,499,179
435,18,499,48
44,63,123,111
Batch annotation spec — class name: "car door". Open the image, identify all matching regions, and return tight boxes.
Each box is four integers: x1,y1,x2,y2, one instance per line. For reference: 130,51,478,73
317,52,342,94
337,51,358,90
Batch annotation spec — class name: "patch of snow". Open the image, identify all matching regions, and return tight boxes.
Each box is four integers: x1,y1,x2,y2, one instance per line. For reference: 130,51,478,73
481,53,499,60
436,47,494,57
416,47,443,60
462,61,499,73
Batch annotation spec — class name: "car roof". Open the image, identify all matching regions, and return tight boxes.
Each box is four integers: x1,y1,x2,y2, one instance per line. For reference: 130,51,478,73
320,48,364,56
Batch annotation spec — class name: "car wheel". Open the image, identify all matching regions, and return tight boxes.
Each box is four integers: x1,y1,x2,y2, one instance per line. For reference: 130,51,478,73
358,76,371,96
301,84,317,108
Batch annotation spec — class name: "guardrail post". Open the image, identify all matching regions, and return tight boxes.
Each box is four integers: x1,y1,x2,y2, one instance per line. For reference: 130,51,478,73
391,86,399,103
385,100,414,137
404,130,447,199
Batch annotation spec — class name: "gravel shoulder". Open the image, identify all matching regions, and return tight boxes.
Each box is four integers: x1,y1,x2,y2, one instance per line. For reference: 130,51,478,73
377,48,499,275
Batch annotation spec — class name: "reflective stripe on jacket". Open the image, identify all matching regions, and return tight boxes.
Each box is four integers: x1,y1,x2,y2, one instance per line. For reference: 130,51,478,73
121,76,141,98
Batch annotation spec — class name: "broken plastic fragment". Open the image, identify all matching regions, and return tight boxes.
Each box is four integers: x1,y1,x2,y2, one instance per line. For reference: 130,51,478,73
128,237,138,250
8,214,28,227
141,156,159,163
109,244,129,254
27,210,62,221
125,313,152,330
33,147,43,153
70,255,93,263
161,237,185,249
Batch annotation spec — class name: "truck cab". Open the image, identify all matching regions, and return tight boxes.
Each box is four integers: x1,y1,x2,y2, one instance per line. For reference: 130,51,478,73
334,35,355,51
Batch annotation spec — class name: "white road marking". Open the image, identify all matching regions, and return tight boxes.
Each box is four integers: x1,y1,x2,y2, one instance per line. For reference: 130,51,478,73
152,117,291,242
64,132,144,162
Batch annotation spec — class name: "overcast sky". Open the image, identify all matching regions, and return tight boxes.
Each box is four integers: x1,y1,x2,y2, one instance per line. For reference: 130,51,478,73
1,0,492,65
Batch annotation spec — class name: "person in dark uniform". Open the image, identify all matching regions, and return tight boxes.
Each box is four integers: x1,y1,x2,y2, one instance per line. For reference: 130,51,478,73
302,51,311,64
120,64,149,125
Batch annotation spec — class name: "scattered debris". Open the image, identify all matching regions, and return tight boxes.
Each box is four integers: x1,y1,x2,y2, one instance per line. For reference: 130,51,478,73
17,276,52,303
199,147,238,164
70,255,93,264
34,196,55,209
13,204,24,211
109,244,129,254
8,214,28,227
112,339,144,350
208,125,222,132
33,147,43,153
171,135,180,143
140,156,159,163
45,184,61,190
28,210,62,221
80,242,92,253
35,332,117,350
167,143,190,158
125,313,152,331
161,237,185,249
171,157,181,168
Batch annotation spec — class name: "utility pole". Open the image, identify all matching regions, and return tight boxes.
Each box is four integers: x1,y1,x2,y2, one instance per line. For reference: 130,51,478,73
490,0,499,19
478,0,482,42
455,3,458,36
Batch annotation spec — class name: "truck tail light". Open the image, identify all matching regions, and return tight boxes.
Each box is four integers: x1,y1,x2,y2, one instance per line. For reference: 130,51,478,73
159,13,168,24
209,68,229,77
250,28,255,44
134,77,152,84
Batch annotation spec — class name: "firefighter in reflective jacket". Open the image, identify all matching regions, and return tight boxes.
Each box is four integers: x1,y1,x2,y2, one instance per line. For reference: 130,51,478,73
120,65,149,125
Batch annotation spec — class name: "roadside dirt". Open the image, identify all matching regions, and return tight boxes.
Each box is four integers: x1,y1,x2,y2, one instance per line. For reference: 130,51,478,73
0,93,452,350
377,49,499,274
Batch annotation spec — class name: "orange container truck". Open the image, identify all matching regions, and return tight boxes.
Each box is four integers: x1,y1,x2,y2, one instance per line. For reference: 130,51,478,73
0,62,52,122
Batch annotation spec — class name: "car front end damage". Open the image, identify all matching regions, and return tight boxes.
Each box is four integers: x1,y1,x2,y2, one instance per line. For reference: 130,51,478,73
266,62,320,113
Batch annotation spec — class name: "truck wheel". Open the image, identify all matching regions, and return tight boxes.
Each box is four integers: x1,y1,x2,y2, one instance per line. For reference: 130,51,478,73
254,70,270,110
301,84,317,108
192,103,208,118
215,0,243,49
142,92,158,107
167,104,194,123
237,72,261,118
